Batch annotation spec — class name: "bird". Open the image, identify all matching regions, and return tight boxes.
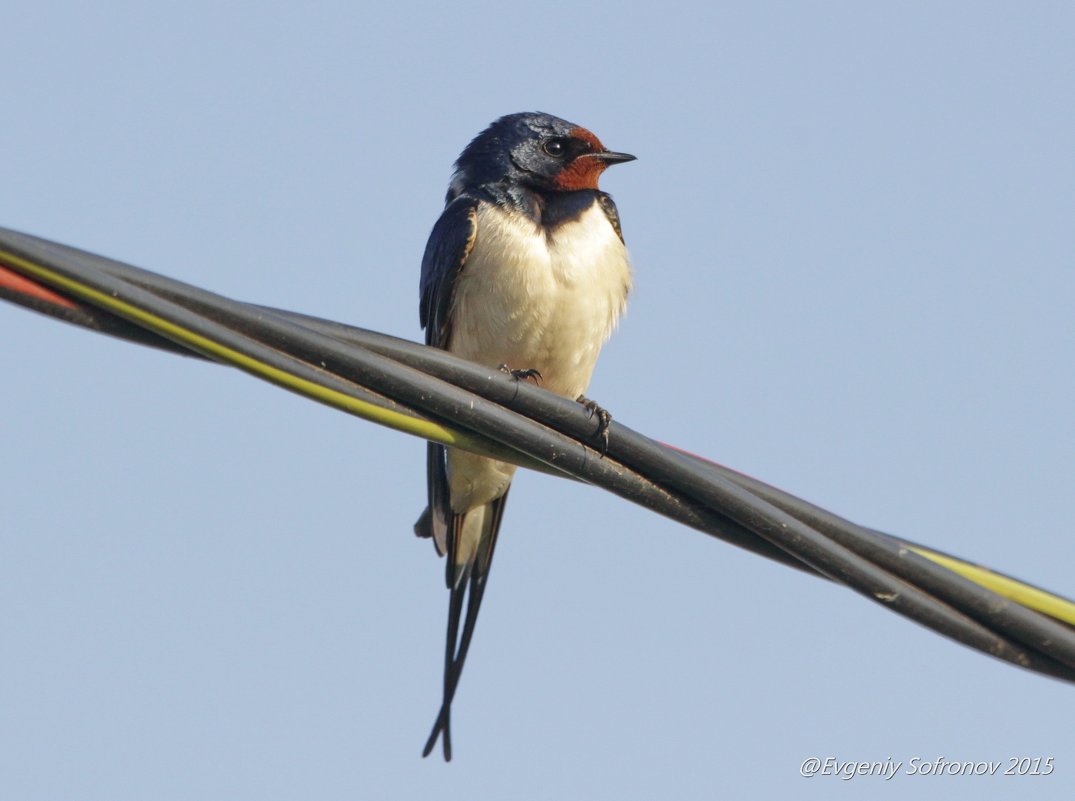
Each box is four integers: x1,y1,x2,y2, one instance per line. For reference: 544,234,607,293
414,111,635,760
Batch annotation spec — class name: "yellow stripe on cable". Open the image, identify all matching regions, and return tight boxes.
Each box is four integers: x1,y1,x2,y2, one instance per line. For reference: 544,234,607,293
0,248,538,469
911,547,1075,626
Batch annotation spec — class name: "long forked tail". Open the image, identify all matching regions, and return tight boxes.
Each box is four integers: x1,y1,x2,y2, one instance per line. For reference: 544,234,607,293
422,491,509,761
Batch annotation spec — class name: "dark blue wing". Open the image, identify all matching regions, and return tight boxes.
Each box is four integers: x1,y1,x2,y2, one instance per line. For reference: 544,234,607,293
415,194,495,760
597,191,625,244
415,195,480,556
419,195,479,348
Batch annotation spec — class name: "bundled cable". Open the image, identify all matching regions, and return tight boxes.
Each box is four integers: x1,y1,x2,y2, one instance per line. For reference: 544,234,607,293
3,224,1074,684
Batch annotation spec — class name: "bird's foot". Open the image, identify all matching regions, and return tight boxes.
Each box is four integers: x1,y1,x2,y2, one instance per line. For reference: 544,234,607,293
576,395,612,455
497,364,543,384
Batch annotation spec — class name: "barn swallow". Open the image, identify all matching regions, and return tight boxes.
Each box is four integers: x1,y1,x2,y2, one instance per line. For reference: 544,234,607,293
414,112,634,760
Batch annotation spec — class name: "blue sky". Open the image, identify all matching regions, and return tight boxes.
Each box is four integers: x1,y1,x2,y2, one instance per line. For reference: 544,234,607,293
2,2,1073,799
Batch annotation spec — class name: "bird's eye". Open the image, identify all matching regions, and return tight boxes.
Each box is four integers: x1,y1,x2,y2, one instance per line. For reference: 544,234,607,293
542,138,567,157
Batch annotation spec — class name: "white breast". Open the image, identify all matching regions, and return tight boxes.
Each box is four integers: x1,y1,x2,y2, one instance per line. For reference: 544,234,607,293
444,200,631,513
449,201,632,400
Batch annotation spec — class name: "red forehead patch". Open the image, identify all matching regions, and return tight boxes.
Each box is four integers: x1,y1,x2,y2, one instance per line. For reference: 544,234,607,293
571,126,605,151
554,127,609,190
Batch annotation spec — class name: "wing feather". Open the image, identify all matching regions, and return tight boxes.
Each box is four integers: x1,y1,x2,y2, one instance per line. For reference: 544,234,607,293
416,196,480,553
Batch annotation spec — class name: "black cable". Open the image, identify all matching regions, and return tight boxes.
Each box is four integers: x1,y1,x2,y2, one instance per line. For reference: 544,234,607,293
3,224,1074,683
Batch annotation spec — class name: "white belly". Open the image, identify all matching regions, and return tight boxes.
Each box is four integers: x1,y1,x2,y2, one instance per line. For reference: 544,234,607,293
449,202,631,397
445,201,631,511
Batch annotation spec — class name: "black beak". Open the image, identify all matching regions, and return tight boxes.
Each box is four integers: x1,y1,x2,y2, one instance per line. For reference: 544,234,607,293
595,150,637,165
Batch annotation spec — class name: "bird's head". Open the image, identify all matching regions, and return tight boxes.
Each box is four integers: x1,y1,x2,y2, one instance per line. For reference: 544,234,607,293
450,112,635,198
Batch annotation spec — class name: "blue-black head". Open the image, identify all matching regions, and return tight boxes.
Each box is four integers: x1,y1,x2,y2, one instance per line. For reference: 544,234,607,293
449,112,634,199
